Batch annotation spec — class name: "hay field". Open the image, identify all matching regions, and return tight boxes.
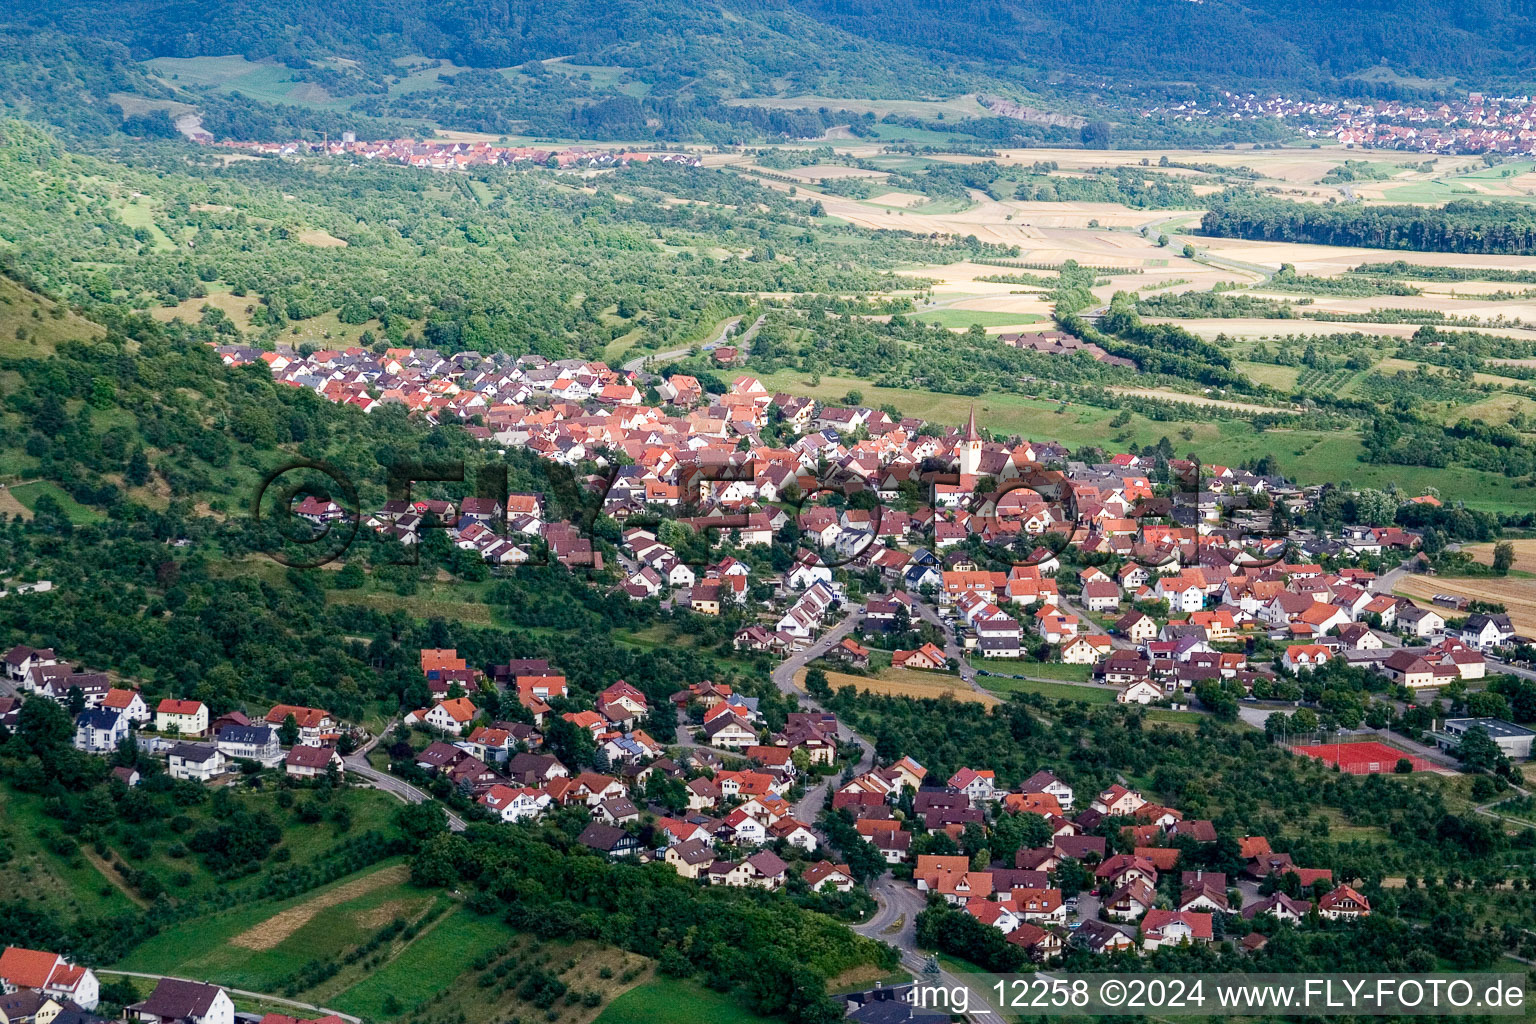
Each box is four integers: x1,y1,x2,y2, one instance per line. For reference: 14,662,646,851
1393,575,1536,635
1460,539,1536,574
792,666,997,704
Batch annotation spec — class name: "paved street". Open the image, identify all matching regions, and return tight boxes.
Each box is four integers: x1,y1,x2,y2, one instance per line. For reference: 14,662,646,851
344,719,468,832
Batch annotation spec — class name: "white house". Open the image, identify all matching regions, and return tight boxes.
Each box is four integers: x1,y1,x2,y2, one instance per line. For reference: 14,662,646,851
73,708,128,753
0,947,100,1010
479,784,550,823
128,979,234,1024
167,743,226,783
154,699,208,737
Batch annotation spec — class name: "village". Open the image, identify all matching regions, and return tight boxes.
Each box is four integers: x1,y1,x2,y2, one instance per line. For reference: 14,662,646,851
208,136,702,172
1146,91,1536,156
0,340,1530,1023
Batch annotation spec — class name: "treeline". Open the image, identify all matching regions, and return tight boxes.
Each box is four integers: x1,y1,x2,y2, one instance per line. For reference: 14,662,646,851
1356,261,1536,284
1202,194,1536,255
1059,298,1252,391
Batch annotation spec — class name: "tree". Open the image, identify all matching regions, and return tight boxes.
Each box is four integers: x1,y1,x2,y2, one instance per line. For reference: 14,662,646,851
1492,541,1515,575
1182,243,1197,258
1454,726,1509,776
278,713,300,747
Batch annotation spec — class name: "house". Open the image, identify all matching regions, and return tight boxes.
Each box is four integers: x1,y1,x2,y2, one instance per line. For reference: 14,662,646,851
73,708,127,754
154,699,208,737
1020,770,1075,811
1282,645,1330,672
947,767,998,804
1241,892,1312,924
577,822,642,860
1006,922,1063,962
1091,785,1145,816
1115,611,1157,643
1103,878,1155,921
1116,679,1162,705
1461,613,1515,651
1378,650,1436,691
1396,605,1445,638
3,646,56,685
100,689,150,724
1140,910,1213,950
167,743,226,783
704,713,756,749
0,949,99,1011
1317,884,1371,920
711,850,789,889
127,979,233,1024
213,724,281,764
1080,580,1122,613
803,860,855,893
828,638,872,669
263,705,336,745
1073,919,1135,955
891,643,947,671
664,839,716,880
284,744,342,778
422,697,478,733
479,784,550,823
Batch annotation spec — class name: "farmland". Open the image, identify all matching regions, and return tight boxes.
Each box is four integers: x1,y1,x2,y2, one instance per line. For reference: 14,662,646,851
791,666,997,704
1393,575,1536,635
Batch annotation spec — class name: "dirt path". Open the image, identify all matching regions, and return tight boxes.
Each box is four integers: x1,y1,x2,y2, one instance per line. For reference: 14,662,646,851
231,863,409,951
82,846,149,909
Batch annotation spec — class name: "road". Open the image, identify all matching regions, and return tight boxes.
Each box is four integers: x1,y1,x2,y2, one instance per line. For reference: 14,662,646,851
770,608,864,696
96,970,362,1024
344,722,467,832
619,313,766,374
769,608,878,820
851,881,1008,1024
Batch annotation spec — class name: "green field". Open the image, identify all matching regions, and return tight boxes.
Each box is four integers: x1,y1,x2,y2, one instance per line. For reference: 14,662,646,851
916,309,1045,329
330,905,515,1019
981,674,1116,703
0,785,141,919
9,481,105,523
143,56,352,111
116,861,431,991
595,977,777,1024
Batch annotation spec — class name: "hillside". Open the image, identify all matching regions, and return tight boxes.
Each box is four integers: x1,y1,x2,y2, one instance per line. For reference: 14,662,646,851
2,0,1532,144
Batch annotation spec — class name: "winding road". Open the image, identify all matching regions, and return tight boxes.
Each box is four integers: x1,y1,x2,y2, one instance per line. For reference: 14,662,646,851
344,721,467,832
619,314,766,374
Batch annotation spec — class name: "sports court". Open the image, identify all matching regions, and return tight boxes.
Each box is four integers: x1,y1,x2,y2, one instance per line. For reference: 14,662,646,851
1291,740,1436,774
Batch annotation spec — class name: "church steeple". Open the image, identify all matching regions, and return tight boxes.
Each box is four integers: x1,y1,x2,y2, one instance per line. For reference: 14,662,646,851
958,404,982,476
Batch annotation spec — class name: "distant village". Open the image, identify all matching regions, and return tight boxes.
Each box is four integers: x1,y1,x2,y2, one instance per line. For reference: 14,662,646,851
211,135,701,172
1147,91,1536,156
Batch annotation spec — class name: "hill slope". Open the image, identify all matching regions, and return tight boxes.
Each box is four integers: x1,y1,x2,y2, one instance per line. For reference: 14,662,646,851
8,0,1533,98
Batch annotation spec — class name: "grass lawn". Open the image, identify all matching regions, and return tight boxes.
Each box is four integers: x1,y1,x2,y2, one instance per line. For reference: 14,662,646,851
331,906,516,1019
595,977,777,1024
9,480,105,524
0,786,140,919
116,861,424,990
915,310,1046,329
981,675,1116,703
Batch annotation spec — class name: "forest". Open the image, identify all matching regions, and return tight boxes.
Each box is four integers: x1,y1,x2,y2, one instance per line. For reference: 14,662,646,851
1201,194,1536,255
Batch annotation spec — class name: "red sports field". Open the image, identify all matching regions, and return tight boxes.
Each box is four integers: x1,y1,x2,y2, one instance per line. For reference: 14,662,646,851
1291,741,1435,774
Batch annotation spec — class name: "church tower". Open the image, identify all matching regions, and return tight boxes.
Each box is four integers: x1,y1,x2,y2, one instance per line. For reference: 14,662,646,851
957,404,982,476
